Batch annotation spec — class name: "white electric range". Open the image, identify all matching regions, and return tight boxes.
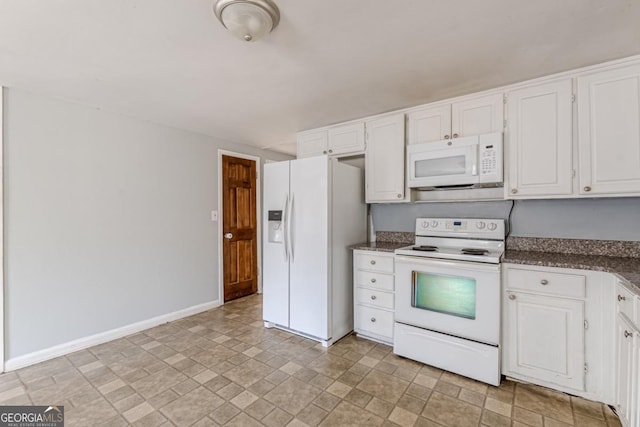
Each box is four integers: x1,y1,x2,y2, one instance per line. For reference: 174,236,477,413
393,217,506,386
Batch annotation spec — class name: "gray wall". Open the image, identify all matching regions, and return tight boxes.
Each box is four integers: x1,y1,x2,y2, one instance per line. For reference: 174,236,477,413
3,88,291,360
371,197,640,241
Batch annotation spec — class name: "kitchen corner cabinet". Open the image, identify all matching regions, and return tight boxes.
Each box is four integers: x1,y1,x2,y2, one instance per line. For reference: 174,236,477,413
365,114,407,203
297,123,365,159
577,63,640,196
353,250,395,344
407,93,503,145
502,264,614,402
506,79,574,197
614,281,640,427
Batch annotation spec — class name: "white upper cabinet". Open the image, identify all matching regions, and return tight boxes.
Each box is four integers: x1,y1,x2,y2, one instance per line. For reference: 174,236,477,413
506,79,573,197
327,122,365,156
408,93,503,145
365,114,407,203
578,64,640,196
297,129,328,158
297,122,365,158
451,93,504,138
407,105,451,144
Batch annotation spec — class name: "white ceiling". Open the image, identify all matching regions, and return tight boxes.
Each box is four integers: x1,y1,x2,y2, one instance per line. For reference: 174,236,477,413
1,1,639,155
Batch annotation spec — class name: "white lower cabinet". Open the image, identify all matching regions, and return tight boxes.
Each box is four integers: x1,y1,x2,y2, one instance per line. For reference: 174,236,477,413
502,264,614,403
615,281,640,427
353,250,394,344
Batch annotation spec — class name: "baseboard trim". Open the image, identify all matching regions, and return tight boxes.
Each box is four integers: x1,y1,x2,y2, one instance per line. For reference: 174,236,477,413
4,299,220,372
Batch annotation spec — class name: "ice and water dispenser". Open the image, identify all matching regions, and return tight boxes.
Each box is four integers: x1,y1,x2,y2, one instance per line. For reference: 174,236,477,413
268,210,283,243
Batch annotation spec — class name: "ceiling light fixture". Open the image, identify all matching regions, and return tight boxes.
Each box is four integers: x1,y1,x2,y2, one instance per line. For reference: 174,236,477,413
213,0,280,42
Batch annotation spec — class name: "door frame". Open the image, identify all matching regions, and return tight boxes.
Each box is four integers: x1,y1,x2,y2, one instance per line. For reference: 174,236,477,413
217,150,262,305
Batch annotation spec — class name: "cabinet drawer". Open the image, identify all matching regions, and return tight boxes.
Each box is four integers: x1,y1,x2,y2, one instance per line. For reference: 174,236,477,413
507,268,585,298
355,287,394,310
616,282,635,322
355,270,394,292
355,305,394,339
355,252,394,273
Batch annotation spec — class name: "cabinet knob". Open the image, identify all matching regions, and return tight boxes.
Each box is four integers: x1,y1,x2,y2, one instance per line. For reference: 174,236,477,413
370,295,377,300
370,278,376,283
453,133,459,138
511,188,518,194
397,194,402,198
328,149,333,154
624,330,632,338
322,150,327,154
508,294,516,300
618,294,627,302
370,317,376,323
444,135,450,139
370,260,376,265
584,186,591,192
540,279,548,285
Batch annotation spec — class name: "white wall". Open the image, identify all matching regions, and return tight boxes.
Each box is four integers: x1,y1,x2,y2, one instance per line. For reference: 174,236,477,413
3,88,291,360
371,197,640,241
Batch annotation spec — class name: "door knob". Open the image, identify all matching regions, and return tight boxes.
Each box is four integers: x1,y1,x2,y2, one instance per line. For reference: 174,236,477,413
224,233,233,239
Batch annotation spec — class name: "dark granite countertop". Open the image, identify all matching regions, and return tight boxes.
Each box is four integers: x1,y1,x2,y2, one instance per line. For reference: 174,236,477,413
350,241,409,253
503,250,640,293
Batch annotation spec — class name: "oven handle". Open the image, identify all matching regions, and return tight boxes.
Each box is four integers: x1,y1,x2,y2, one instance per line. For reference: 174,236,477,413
394,255,501,272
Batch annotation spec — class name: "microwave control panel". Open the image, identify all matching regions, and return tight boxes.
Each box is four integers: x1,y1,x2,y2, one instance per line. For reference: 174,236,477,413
478,134,503,183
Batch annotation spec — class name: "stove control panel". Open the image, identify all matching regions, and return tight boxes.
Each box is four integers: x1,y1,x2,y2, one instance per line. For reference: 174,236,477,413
415,218,506,239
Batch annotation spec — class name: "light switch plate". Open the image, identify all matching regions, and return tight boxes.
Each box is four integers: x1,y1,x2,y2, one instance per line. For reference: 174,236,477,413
211,210,218,221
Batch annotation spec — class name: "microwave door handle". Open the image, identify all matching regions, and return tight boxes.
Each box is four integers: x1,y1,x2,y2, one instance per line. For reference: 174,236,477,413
471,145,478,176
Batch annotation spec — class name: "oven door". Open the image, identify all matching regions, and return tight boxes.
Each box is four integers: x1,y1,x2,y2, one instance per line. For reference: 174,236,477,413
394,255,500,345
407,137,479,188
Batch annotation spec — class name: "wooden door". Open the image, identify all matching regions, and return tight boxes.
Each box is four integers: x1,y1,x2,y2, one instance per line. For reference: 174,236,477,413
407,105,451,144
365,114,406,202
222,155,258,302
451,93,504,138
506,79,573,197
577,64,640,195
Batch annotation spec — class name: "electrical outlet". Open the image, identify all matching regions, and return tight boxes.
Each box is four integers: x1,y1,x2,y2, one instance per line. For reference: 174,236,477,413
211,210,218,221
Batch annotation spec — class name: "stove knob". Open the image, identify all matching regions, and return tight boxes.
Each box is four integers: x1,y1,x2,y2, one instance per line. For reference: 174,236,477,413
421,220,429,228
487,223,497,231
430,221,439,228
476,221,486,230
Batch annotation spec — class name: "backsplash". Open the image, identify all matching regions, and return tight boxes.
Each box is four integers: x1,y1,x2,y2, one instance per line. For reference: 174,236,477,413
375,231,415,244
506,237,640,258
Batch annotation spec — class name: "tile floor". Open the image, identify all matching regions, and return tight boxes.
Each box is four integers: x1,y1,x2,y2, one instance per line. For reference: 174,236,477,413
0,295,622,426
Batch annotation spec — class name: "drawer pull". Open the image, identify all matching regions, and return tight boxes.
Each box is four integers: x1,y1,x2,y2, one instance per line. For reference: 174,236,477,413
370,295,377,300
540,279,548,285
370,260,376,265
624,330,633,339
370,317,376,323
618,294,627,302
508,294,516,300
371,278,377,283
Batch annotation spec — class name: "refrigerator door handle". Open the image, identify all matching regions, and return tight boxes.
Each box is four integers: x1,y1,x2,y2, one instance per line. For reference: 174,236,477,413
287,194,294,262
282,195,289,262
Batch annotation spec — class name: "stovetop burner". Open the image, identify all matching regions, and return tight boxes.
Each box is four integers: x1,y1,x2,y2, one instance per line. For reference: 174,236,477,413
460,248,489,256
413,245,438,252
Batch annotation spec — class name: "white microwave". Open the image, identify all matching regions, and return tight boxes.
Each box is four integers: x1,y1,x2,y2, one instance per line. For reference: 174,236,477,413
407,132,503,189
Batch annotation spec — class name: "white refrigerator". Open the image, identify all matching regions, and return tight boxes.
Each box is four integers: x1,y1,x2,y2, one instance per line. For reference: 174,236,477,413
263,156,366,346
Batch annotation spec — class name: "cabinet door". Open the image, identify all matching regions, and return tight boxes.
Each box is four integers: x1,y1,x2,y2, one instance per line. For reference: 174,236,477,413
615,315,634,427
407,105,451,144
327,122,365,156
505,291,585,390
297,130,328,158
365,114,407,202
578,64,640,195
452,93,504,137
506,79,573,197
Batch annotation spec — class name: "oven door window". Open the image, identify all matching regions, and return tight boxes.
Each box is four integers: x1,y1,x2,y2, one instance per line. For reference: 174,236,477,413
411,271,476,320
415,155,467,178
